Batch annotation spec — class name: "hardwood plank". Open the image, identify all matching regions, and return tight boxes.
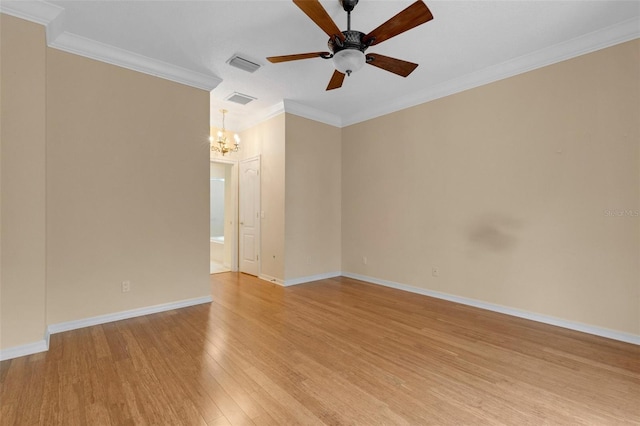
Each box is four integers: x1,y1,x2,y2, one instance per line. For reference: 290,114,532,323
1,272,638,425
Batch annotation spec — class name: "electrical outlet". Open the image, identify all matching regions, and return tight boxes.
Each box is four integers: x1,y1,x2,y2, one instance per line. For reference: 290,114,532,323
432,267,439,277
362,256,368,265
121,280,131,293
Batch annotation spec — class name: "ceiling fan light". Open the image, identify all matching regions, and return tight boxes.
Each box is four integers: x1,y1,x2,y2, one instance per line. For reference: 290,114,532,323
333,49,365,75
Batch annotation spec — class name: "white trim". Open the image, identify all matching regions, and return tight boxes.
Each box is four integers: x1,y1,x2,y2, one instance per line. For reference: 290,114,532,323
0,1,63,26
284,271,342,287
210,157,238,166
0,296,212,361
47,296,212,334
237,99,343,132
342,272,640,346
342,19,640,127
259,274,285,286
0,3,221,91
236,19,640,130
259,101,286,124
238,102,286,132
3,3,638,126
5,2,637,128
0,338,49,362
283,100,342,128
49,32,221,91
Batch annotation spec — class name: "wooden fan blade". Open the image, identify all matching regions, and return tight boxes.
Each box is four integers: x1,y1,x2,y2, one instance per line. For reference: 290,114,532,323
293,0,345,41
267,52,331,63
366,53,418,77
363,0,433,46
326,70,345,90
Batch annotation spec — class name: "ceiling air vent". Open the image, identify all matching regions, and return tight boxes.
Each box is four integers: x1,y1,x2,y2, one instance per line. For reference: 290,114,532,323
225,92,257,105
227,55,261,73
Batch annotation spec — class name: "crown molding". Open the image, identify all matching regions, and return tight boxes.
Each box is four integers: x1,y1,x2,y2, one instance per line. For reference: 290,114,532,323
237,101,285,132
0,1,221,91
244,17,639,130
236,99,343,132
283,100,343,128
0,0,63,25
49,32,221,91
4,2,637,124
341,18,640,127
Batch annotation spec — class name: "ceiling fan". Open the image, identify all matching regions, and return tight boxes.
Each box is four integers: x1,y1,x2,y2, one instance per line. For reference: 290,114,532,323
267,0,433,91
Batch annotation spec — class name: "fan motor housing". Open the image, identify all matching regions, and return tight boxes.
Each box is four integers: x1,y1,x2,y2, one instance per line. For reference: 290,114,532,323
328,30,369,54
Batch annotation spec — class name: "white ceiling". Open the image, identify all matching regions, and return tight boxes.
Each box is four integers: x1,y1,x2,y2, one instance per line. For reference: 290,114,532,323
4,1,640,130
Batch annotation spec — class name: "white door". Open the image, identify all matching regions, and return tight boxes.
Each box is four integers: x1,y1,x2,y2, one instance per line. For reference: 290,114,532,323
239,157,260,276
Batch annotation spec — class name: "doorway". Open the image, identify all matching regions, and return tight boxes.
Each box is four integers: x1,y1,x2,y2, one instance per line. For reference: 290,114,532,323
210,160,238,274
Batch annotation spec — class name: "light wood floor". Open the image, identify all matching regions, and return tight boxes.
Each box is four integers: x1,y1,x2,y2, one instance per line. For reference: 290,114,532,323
1,273,638,425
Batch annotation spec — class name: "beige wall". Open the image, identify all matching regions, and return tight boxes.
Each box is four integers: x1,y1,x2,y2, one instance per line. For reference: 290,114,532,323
231,112,342,282
5,9,634,352
46,49,211,324
285,114,341,280
0,15,47,349
238,114,286,281
1,14,211,351
342,40,640,335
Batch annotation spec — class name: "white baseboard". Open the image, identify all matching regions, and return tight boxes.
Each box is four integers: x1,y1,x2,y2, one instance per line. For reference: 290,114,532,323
258,274,285,286
284,271,342,287
259,271,342,287
0,296,212,361
3,273,636,362
342,272,640,346
0,338,49,362
48,295,213,334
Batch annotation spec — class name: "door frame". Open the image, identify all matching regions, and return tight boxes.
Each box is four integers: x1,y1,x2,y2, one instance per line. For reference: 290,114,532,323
210,158,239,272
239,155,261,277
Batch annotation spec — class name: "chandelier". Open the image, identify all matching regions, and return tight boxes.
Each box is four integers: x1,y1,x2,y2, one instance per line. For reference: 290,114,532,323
210,109,240,155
